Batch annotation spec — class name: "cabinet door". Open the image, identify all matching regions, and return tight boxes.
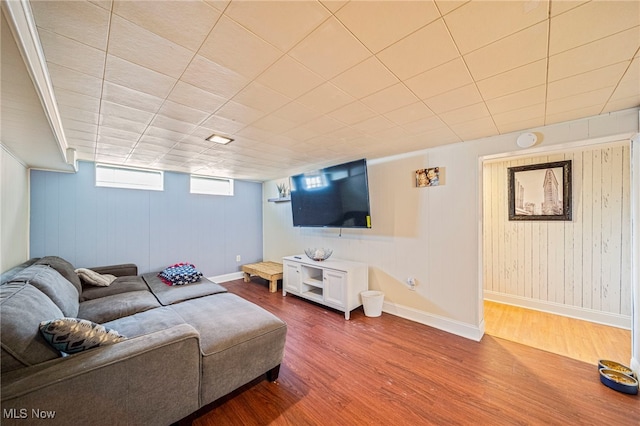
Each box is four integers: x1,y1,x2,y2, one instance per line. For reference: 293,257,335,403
283,261,301,294
323,270,346,308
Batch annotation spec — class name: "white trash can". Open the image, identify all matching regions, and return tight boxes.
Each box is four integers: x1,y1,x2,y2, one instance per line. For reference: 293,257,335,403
361,291,384,317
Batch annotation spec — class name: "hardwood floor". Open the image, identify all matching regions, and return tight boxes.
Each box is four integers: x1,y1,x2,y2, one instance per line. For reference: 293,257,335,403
193,278,639,425
484,300,632,366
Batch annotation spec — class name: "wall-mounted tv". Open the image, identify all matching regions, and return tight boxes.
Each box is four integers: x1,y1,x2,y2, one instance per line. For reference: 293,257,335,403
289,159,372,228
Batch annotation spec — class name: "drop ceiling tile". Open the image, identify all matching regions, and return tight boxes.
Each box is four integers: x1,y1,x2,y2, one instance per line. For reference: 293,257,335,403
384,101,434,126
548,28,640,82
58,104,99,124
547,62,629,101
32,0,110,50
214,101,265,126
439,102,490,126
549,1,639,56
351,115,396,134
402,115,446,135
405,57,472,100
328,101,378,125
235,126,277,142
608,58,640,103
444,0,547,54
54,88,100,112
181,55,249,99
231,81,292,114
225,1,330,51
47,63,103,98
104,55,176,98
102,82,165,113
450,116,498,141
88,1,113,11
298,115,345,136
240,115,297,134
424,83,483,114
492,103,545,128
550,0,588,17
256,55,323,99
377,19,459,80
98,126,141,143
149,115,198,135
336,1,440,53
296,82,355,114
113,0,220,50
415,126,461,147
271,101,322,126
165,81,226,113
496,116,545,134
545,105,602,125
200,16,282,80
65,129,97,142
330,56,398,99
100,114,149,134
486,85,546,115
99,100,155,124
108,15,194,79
96,143,133,155
138,134,176,148
289,17,371,79
435,1,470,16
361,83,419,115
62,118,98,135
157,100,210,123
603,94,640,113
546,87,614,116
476,59,547,100
38,29,106,78
144,126,188,143
199,115,246,135
464,21,548,81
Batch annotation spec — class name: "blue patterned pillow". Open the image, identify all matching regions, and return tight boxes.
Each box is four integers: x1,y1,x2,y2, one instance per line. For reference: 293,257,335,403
158,263,203,286
39,318,126,354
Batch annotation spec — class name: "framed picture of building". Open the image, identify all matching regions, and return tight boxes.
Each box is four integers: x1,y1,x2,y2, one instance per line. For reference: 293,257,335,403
508,160,572,221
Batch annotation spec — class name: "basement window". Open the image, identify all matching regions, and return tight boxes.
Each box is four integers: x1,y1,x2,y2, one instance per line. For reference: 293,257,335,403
190,175,234,196
95,164,164,191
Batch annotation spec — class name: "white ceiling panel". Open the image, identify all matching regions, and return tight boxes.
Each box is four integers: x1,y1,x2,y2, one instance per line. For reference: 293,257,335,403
3,0,637,181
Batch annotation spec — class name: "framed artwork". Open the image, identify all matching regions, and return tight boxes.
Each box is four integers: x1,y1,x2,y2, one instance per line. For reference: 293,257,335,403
508,160,572,221
416,167,440,187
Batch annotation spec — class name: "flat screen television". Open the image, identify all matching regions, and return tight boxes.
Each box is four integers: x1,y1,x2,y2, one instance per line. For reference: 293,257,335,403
289,159,372,228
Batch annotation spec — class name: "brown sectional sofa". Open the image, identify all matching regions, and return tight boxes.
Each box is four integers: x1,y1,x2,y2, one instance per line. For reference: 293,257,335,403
0,256,287,425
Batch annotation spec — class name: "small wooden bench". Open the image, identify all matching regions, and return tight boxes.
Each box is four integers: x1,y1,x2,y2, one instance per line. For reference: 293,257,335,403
242,261,283,293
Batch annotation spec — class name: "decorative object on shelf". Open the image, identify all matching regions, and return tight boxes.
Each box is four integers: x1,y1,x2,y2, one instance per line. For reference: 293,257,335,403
599,368,638,394
508,160,572,221
304,248,333,261
276,182,289,198
416,167,439,187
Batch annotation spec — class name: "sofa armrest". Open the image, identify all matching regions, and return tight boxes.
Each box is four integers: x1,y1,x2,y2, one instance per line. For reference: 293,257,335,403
88,263,138,277
1,324,201,426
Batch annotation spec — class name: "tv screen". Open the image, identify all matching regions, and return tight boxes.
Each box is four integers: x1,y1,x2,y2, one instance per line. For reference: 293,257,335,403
290,159,372,228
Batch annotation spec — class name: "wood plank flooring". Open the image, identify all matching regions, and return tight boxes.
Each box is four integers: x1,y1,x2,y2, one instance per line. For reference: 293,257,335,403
193,279,639,425
484,300,632,366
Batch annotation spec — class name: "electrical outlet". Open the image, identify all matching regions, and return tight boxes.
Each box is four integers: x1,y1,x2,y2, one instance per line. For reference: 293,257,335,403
236,255,241,262
407,277,416,290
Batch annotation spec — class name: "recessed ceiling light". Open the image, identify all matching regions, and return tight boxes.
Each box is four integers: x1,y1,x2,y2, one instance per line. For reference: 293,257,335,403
206,134,233,144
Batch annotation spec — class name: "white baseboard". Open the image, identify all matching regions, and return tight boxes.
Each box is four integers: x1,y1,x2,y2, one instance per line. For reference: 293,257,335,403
484,290,631,330
382,301,484,342
209,271,244,283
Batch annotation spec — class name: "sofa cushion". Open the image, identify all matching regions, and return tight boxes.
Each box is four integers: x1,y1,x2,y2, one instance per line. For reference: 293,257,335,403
35,256,82,294
78,290,161,323
1,283,64,373
103,306,186,338
143,273,227,306
80,275,149,302
8,264,80,317
39,318,126,354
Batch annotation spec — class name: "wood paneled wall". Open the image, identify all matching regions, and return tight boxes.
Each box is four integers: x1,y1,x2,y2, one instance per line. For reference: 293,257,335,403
483,142,631,317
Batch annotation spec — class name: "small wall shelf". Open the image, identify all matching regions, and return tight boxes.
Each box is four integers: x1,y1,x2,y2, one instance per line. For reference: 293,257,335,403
268,196,290,203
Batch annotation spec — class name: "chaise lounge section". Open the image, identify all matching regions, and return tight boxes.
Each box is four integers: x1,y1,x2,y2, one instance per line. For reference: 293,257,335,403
1,256,287,425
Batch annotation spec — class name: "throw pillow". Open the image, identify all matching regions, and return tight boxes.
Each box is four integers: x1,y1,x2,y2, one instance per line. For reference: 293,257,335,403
158,263,203,286
75,268,117,287
39,318,126,354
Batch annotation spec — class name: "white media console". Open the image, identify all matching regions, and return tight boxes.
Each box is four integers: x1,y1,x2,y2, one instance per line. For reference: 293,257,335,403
282,255,369,320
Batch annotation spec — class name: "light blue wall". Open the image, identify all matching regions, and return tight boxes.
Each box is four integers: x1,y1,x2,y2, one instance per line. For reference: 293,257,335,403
30,162,263,276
